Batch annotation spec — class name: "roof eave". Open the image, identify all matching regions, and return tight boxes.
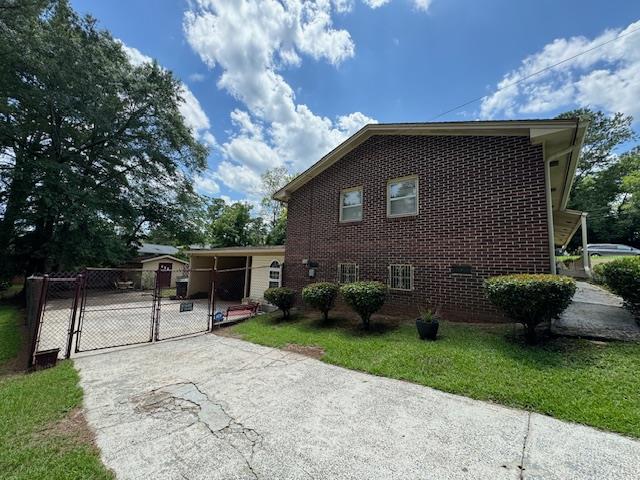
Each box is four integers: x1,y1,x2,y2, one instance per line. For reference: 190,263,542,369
273,119,582,202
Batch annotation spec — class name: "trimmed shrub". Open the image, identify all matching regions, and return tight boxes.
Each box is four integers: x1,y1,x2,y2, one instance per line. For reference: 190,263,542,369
594,257,640,320
484,274,576,344
340,281,386,329
302,282,340,321
264,287,295,319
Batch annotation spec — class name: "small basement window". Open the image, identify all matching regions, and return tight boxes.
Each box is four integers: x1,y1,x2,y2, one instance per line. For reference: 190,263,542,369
340,187,363,222
388,264,414,291
387,176,418,217
337,263,359,283
451,264,473,275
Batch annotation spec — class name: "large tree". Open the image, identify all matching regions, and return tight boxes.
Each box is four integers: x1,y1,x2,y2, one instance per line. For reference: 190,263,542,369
557,109,639,248
0,1,207,276
206,200,265,248
260,166,295,245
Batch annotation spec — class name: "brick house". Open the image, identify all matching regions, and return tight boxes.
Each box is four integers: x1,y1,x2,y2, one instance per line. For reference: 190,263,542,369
273,120,589,322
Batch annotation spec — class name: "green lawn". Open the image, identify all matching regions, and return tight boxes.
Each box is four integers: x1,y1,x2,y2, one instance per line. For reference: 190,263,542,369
590,255,633,267
0,306,22,364
0,306,112,480
231,313,640,438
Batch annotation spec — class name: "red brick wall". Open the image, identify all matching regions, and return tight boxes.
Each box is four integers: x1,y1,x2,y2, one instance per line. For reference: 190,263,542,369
283,134,550,322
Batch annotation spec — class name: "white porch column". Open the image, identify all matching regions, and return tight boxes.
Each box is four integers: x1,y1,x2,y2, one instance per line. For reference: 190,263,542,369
243,256,250,299
544,159,557,274
581,213,591,277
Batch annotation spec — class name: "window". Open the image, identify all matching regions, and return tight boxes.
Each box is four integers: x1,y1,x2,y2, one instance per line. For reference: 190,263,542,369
268,260,281,288
337,263,359,283
387,176,418,217
388,264,414,291
340,187,363,222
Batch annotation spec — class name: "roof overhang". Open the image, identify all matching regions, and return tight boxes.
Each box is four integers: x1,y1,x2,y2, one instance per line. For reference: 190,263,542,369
187,246,286,257
553,209,584,247
273,119,587,204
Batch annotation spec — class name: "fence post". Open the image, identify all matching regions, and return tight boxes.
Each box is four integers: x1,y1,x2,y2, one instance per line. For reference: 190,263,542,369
27,275,49,369
152,268,161,341
209,268,217,332
65,274,83,359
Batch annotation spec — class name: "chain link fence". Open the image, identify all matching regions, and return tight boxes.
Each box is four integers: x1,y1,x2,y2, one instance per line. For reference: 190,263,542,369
22,263,271,366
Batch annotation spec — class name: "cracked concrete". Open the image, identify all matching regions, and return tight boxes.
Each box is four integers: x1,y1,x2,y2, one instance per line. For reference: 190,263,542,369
75,333,640,479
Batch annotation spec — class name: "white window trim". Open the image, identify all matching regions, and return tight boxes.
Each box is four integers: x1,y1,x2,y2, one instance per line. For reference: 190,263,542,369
337,263,359,284
387,175,418,218
339,186,363,223
268,260,282,288
387,264,414,291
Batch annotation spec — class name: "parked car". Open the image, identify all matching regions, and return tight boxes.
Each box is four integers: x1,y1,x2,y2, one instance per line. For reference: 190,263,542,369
587,243,640,257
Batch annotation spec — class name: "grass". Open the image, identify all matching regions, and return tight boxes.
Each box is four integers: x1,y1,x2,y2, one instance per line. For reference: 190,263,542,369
590,255,633,267
231,312,640,438
0,306,22,364
0,284,23,301
0,305,113,480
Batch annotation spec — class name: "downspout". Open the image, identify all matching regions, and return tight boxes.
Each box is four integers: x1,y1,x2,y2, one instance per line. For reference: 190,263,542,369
544,150,557,275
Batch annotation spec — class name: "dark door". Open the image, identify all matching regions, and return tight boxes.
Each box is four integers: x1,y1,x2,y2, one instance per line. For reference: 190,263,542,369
158,263,172,288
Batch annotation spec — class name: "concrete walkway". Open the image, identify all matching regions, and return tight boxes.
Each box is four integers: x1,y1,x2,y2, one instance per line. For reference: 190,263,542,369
75,334,640,480
553,282,640,342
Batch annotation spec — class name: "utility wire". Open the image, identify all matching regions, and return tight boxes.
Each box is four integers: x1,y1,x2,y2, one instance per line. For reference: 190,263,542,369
428,24,640,121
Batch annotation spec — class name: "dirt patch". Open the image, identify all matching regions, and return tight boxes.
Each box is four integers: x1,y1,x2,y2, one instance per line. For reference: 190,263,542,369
33,407,99,451
283,343,325,359
213,326,244,339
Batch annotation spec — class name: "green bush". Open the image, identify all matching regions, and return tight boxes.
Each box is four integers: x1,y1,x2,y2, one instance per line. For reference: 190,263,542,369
340,281,386,329
264,287,295,319
302,282,340,321
594,257,640,320
484,274,576,344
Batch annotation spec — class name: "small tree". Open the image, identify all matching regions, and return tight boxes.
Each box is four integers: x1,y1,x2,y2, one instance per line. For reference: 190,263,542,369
594,257,640,321
340,281,386,329
264,287,295,320
302,282,339,321
484,274,576,344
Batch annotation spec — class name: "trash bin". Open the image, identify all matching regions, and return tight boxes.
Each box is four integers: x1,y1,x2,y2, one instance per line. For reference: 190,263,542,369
176,278,188,298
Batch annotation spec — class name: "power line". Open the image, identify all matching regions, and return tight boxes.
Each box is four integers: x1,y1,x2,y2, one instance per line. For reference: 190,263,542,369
428,24,640,121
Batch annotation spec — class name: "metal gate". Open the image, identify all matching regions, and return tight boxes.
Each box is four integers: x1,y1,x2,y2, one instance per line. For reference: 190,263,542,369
25,268,217,366
154,268,214,340
75,269,157,353
74,268,215,352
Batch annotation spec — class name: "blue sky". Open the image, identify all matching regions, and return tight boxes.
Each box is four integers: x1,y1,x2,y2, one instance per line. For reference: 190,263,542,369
71,0,640,207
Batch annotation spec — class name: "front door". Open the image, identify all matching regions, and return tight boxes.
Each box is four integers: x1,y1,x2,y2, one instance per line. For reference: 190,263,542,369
158,263,172,288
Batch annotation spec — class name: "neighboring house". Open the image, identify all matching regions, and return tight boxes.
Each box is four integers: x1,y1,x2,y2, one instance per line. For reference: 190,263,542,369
273,119,589,322
187,245,285,303
121,243,189,288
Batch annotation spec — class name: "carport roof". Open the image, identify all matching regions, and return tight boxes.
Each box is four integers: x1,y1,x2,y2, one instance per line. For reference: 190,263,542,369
187,245,285,256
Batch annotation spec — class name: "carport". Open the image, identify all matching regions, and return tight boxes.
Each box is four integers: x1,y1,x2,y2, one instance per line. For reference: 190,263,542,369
187,245,285,303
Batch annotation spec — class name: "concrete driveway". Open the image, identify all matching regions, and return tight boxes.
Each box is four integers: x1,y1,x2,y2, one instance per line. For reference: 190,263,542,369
76,334,640,480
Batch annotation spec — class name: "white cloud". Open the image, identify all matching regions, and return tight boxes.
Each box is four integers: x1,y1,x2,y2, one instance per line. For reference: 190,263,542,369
362,0,390,8
118,40,217,145
194,171,220,196
361,0,432,11
480,20,640,120
189,72,206,82
183,0,376,196
412,0,432,11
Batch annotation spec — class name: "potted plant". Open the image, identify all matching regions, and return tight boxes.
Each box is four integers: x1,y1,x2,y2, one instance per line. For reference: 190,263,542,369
416,308,439,340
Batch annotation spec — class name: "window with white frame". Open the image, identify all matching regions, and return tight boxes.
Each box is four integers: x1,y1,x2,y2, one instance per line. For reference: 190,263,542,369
388,264,414,291
337,263,359,284
387,176,418,217
268,260,282,288
340,187,363,222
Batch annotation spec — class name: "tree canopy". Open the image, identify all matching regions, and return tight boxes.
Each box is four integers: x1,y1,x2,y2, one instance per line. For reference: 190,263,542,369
0,0,207,276
558,109,639,248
